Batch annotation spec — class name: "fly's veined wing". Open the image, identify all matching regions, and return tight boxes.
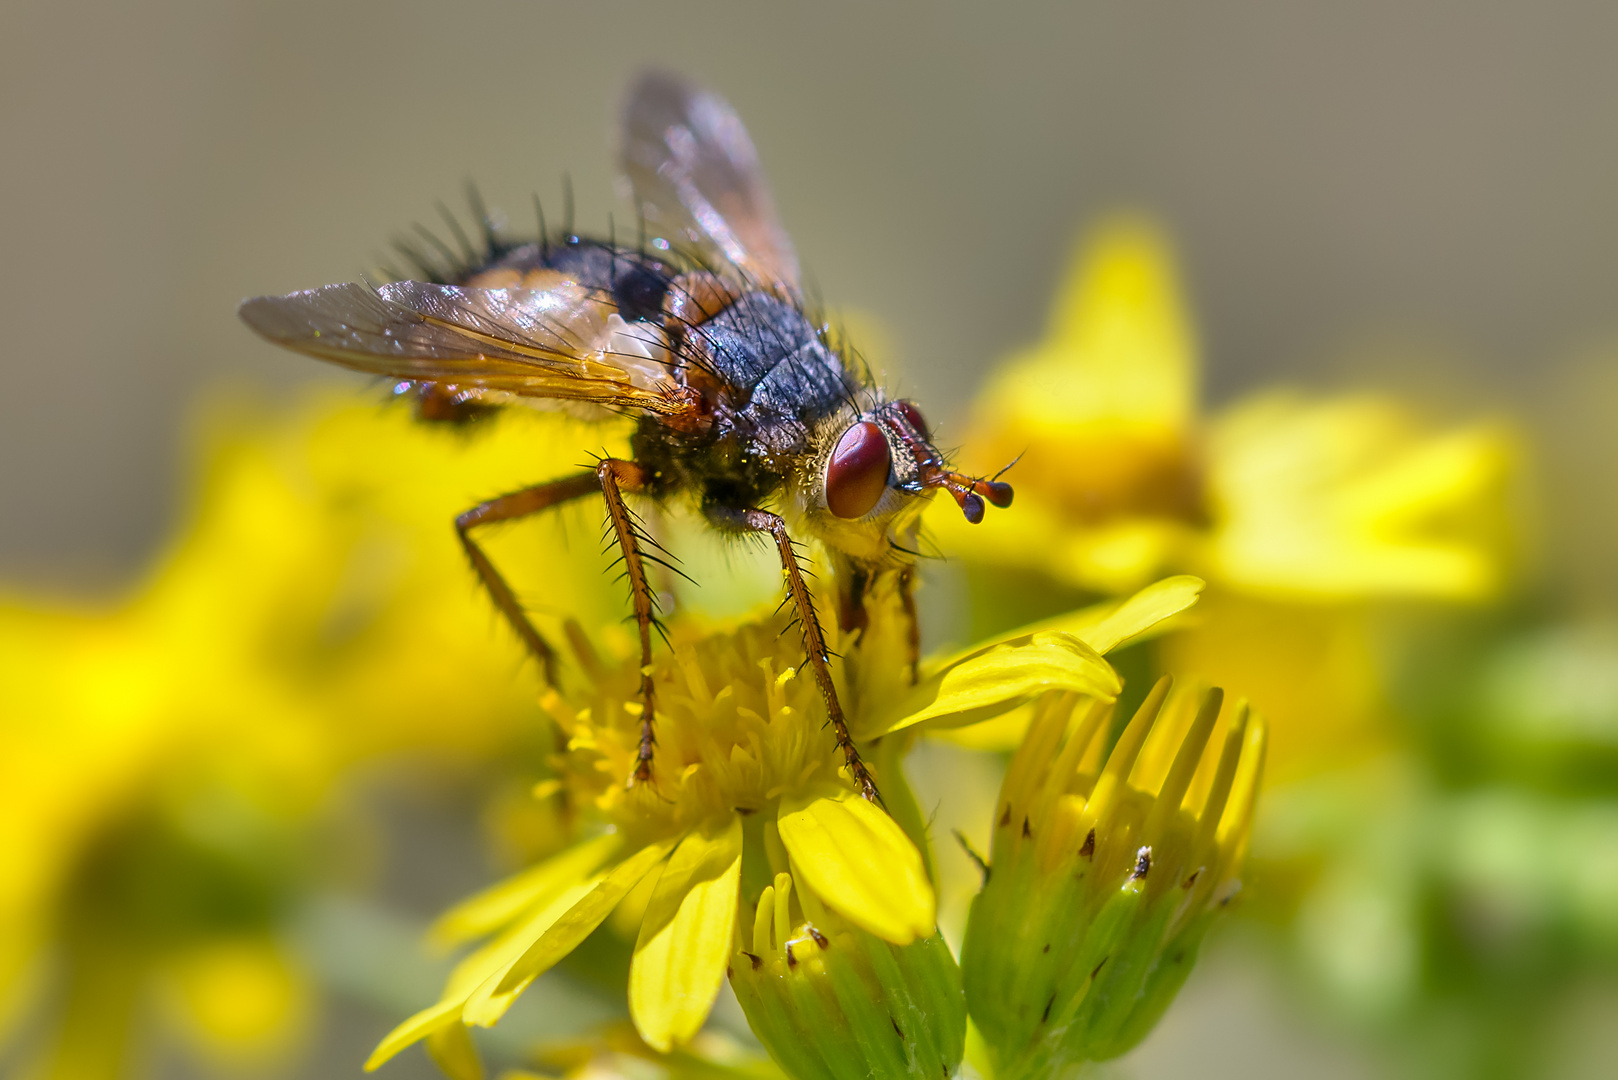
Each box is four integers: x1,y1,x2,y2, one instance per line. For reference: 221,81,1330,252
238,282,688,413
621,70,800,293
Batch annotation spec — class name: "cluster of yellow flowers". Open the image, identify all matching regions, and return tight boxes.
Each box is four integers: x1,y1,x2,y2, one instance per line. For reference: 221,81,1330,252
0,217,1518,1080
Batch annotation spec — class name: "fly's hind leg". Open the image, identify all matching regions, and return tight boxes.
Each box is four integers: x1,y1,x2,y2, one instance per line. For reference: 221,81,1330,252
593,458,661,786
728,508,881,805
456,473,600,683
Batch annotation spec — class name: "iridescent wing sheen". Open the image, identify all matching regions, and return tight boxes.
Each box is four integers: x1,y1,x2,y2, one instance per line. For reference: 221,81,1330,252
238,281,690,414
621,70,801,294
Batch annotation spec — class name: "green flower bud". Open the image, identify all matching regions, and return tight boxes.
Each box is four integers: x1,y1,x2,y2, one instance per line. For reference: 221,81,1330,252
730,872,965,1080
961,678,1266,1079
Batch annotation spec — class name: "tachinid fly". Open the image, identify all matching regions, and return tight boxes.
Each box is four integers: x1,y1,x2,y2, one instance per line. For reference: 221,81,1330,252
238,71,1013,803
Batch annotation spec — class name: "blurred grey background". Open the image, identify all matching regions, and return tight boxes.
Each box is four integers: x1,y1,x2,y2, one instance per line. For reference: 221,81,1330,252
5,3,1618,1077
4,0,1617,588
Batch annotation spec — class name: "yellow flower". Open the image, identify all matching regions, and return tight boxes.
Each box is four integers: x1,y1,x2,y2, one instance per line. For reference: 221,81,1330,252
368,614,933,1071
941,215,1516,603
369,576,1203,1072
933,217,1517,786
0,392,622,1077
961,679,1267,1077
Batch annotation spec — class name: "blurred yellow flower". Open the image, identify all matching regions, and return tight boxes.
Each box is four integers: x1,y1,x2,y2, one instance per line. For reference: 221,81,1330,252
936,217,1518,783
0,392,625,1078
943,216,1516,603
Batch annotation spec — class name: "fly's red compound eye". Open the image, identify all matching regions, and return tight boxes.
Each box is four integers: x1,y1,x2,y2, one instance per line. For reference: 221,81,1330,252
826,421,892,519
897,400,929,437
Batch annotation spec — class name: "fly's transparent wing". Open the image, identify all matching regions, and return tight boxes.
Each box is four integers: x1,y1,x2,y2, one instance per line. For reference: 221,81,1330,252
239,282,692,414
621,71,800,293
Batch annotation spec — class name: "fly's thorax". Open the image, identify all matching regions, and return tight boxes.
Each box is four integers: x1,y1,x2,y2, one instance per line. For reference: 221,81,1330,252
631,417,789,519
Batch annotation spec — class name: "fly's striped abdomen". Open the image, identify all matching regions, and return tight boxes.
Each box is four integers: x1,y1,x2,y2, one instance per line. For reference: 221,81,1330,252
464,239,677,324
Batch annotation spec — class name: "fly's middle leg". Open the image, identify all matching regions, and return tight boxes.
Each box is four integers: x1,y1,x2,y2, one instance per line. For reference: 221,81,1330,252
456,472,600,683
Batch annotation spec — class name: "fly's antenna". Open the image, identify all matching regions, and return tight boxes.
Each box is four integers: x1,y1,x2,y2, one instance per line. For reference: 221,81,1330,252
534,193,550,257
561,174,576,242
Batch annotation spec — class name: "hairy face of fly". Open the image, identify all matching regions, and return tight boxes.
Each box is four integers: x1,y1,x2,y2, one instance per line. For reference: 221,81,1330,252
800,399,1013,566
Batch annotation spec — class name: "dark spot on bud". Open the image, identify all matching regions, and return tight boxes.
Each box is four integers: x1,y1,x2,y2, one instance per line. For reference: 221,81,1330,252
1042,995,1055,1023
999,804,1011,827
1042,943,1050,954
786,945,797,967
1133,846,1152,878
743,951,761,971
891,1017,904,1040
1080,829,1096,859
1021,816,1032,838
1091,957,1108,979
961,491,985,524
1183,868,1201,889
810,927,829,948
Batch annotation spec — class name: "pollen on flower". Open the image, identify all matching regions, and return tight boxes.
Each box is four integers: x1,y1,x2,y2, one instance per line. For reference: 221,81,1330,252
544,616,844,828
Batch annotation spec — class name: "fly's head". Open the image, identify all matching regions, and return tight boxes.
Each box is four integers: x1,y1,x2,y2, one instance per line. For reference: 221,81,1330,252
802,398,1014,565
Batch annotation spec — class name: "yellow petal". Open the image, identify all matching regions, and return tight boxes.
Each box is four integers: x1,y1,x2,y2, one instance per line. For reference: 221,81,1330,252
1036,574,1205,653
983,216,1196,430
471,837,677,1022
430,832,622,947
365,1000,462,1071
873,631,1119,737
366,856,616,1071
425,1023,484,1080
777,788,934,944
629,815,744,1051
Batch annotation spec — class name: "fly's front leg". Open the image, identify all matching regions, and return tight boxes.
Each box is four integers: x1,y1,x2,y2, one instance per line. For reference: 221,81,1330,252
594,458,659,786
456,473,600,683
732,508,881,805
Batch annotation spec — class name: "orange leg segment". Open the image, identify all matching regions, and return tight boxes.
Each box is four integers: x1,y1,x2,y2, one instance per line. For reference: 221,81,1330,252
733,508,881,804
457,460,663,786
455,472,599,684
593,459,660,785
